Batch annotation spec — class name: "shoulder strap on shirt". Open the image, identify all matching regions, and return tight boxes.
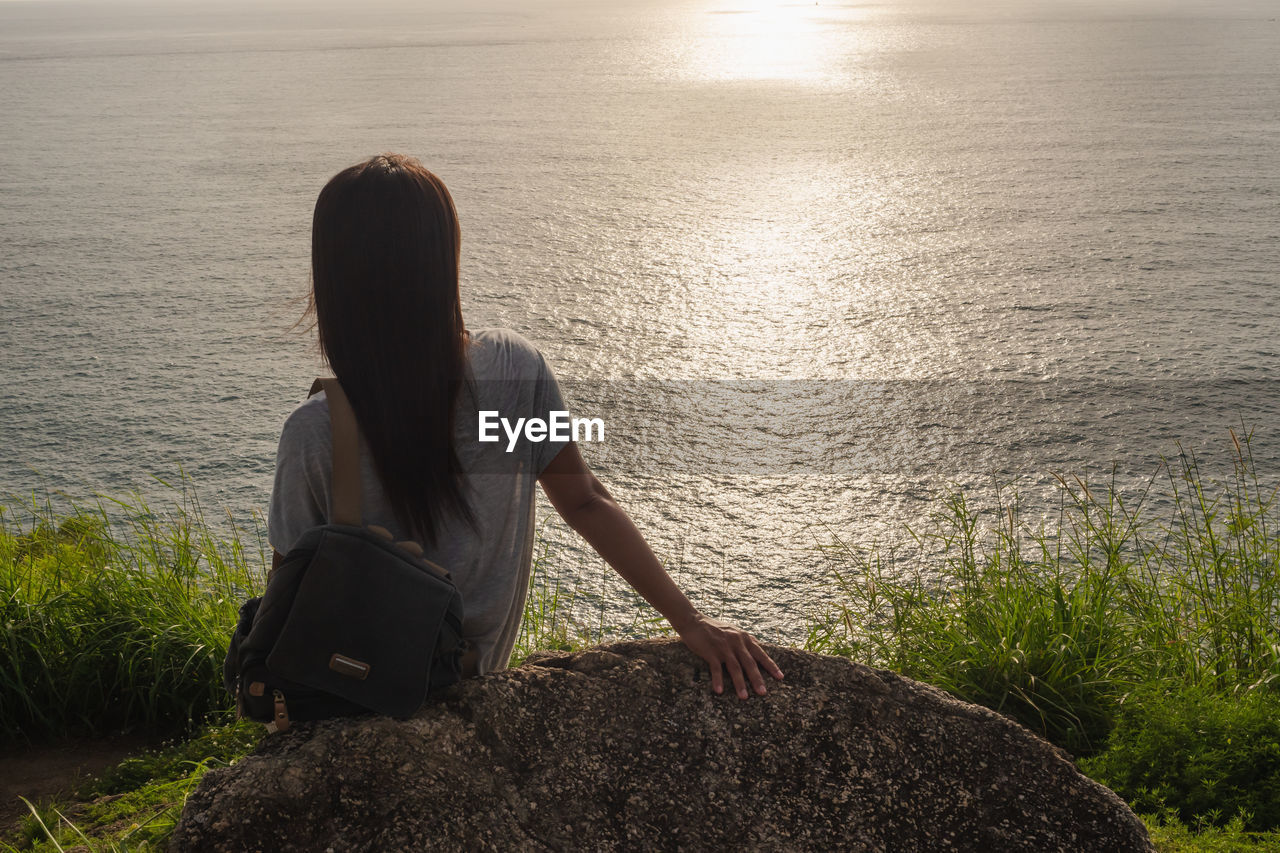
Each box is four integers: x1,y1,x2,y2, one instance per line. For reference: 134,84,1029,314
308,378,361,527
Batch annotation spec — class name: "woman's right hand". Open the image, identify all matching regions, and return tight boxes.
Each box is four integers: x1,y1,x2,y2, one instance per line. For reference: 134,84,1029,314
673,612,784,700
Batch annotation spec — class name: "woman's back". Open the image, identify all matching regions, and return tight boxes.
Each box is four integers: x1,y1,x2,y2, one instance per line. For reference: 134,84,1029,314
268,328,569,675
269,151,780,705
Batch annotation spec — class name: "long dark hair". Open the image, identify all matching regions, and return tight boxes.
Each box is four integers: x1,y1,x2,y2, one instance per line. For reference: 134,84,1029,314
309,153,472,544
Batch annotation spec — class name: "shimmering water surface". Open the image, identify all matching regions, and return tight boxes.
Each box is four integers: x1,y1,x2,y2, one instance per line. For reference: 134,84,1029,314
2,0,1277,640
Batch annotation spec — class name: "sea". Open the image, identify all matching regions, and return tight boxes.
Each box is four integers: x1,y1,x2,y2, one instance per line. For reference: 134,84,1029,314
1,0,1277,642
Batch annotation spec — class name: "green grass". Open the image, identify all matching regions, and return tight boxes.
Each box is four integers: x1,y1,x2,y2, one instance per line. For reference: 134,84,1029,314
1143,812,1280,852
806,484,1136,754
1082,685,1280,833
509,523,605,667
1,482,266,743
806,428,1280,831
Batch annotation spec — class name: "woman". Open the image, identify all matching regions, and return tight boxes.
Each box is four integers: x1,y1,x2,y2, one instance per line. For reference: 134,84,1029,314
268,153,782,700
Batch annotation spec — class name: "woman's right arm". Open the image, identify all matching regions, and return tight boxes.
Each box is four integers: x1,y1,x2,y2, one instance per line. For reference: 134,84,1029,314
538,443,783,699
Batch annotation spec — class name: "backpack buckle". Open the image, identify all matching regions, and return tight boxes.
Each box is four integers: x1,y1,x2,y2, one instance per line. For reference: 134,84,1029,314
266,689,291,734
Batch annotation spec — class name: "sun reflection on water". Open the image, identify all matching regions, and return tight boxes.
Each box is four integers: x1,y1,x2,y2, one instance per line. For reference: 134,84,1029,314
679,1,861,85
643,160,920,380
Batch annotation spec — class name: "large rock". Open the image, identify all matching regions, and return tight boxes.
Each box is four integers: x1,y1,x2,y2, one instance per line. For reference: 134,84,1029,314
171,640,1152,852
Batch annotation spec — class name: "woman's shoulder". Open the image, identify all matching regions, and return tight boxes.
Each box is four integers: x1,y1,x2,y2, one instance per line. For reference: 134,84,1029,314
277,392,332,452
467,328,554,381
468,327,542,356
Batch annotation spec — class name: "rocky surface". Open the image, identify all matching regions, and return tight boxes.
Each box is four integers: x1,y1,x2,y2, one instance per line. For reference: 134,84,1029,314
171,639,1153,852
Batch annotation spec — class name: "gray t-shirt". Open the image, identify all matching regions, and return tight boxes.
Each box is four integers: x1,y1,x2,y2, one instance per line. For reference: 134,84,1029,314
267,328,570,675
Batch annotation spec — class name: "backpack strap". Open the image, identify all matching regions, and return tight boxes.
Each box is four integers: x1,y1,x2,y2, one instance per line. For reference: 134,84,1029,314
308,378,362,527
